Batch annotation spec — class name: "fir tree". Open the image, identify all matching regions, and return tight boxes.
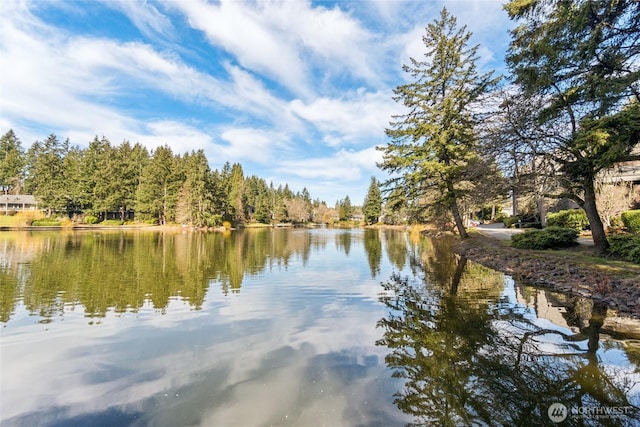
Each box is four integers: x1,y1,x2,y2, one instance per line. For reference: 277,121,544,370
0,130,25,193
378,8,499,238
363,177,382,225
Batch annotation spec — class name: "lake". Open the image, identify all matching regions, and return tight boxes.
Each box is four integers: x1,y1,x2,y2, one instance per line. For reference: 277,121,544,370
1,228,639,426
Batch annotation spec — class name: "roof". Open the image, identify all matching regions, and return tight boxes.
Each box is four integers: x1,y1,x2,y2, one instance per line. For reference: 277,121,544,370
0,194,38,204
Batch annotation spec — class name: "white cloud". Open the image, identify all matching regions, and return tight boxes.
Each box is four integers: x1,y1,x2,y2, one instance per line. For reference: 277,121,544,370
172,0,387,98
103,0,175,41
173,0,311,98
262,1,380,85
0,1,298,149
290,90,396,147
139,120,213,152
278,147,382,181
216,127,290,165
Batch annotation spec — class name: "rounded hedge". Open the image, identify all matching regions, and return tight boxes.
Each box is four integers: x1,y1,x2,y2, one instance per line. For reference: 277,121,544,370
31,219,62,227
546,209,589,231
511,226,579,250
621,210,640,234
85,215,99,224
607,234,640,264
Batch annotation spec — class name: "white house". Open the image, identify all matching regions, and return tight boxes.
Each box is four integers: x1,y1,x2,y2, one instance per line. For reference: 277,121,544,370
0,195,39,212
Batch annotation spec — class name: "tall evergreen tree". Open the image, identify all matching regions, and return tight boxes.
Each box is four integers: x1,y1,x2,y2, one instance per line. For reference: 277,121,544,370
176,150,213,226
378,8,498,238
112,141,148,220
0,130,25,193
135,145,183,224
337,195,353,221
228,163,246,224
62,145,92,215
209,168,227,218
25,134,69,216
363,177,383,225
87,136,114,218
272,184,288,223
244,175,270,223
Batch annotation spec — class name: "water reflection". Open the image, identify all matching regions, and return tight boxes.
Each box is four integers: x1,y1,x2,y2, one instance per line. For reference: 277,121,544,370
1,229,412,324
0,229,329,322
2,230,640,426
364,229,382,278
1,228,413,427
377,237,640,426
383,229,408,271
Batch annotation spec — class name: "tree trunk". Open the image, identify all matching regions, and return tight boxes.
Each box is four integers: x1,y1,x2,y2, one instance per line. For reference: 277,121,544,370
538,195,546,227
450,256,467,294
582,177,609,253
449,192,468,239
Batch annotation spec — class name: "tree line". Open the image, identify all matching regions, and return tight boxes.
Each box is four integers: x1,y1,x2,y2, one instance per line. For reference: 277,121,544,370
379,2,640,253
0,130,384,226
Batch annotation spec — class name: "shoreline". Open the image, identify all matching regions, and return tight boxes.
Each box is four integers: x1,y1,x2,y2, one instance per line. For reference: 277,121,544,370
454,232,640,318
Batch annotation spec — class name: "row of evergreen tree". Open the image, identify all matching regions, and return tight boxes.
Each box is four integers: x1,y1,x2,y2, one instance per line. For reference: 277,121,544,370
0,130,383,226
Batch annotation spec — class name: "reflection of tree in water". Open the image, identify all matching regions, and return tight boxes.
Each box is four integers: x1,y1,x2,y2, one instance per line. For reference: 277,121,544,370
377,272,495,426
383,229,408,271
364,229,382,278
335,231,352,256
377,238,640,426
0,229,316,321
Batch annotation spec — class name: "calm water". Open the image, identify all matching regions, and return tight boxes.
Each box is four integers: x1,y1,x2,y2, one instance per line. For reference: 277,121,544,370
1,228,639,426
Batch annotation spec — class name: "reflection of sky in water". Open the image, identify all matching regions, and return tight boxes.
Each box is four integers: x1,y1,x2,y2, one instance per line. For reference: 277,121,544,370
500,276,640,397
2,229,639,426
1,230,411,426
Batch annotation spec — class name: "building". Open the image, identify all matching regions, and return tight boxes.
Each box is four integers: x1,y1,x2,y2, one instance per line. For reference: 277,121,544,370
601,144,640,184
0,195,39,213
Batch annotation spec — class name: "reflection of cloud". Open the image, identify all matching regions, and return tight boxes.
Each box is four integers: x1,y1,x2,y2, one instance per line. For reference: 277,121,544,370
1,231,406,425
2,288,399,425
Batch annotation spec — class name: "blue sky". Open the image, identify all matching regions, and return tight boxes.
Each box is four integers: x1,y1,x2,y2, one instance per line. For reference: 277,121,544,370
0,0,514,204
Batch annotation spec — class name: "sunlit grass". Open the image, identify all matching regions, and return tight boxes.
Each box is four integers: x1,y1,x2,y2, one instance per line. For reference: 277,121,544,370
0,211,45,227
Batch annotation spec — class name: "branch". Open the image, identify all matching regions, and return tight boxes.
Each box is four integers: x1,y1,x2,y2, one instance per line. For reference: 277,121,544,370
516,328,586,369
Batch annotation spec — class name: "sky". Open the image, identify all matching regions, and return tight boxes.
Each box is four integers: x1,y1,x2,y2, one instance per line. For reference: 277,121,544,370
0,0,515,205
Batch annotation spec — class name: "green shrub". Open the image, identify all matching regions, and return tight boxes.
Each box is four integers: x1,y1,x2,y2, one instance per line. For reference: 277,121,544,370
621,210,640,234
511,226,579,249
494,212,508,223
522,222,542,229
504,215,536,228
609,216,624,232
504,216,518,228
85,215,98,224
31,219,61,226
546,209,589,231
101,219,123,226
207,214,223,227
607,234,640,264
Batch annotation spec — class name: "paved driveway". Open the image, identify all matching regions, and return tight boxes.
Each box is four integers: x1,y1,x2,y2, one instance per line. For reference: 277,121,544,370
474,223,594,246
473,223,523,241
